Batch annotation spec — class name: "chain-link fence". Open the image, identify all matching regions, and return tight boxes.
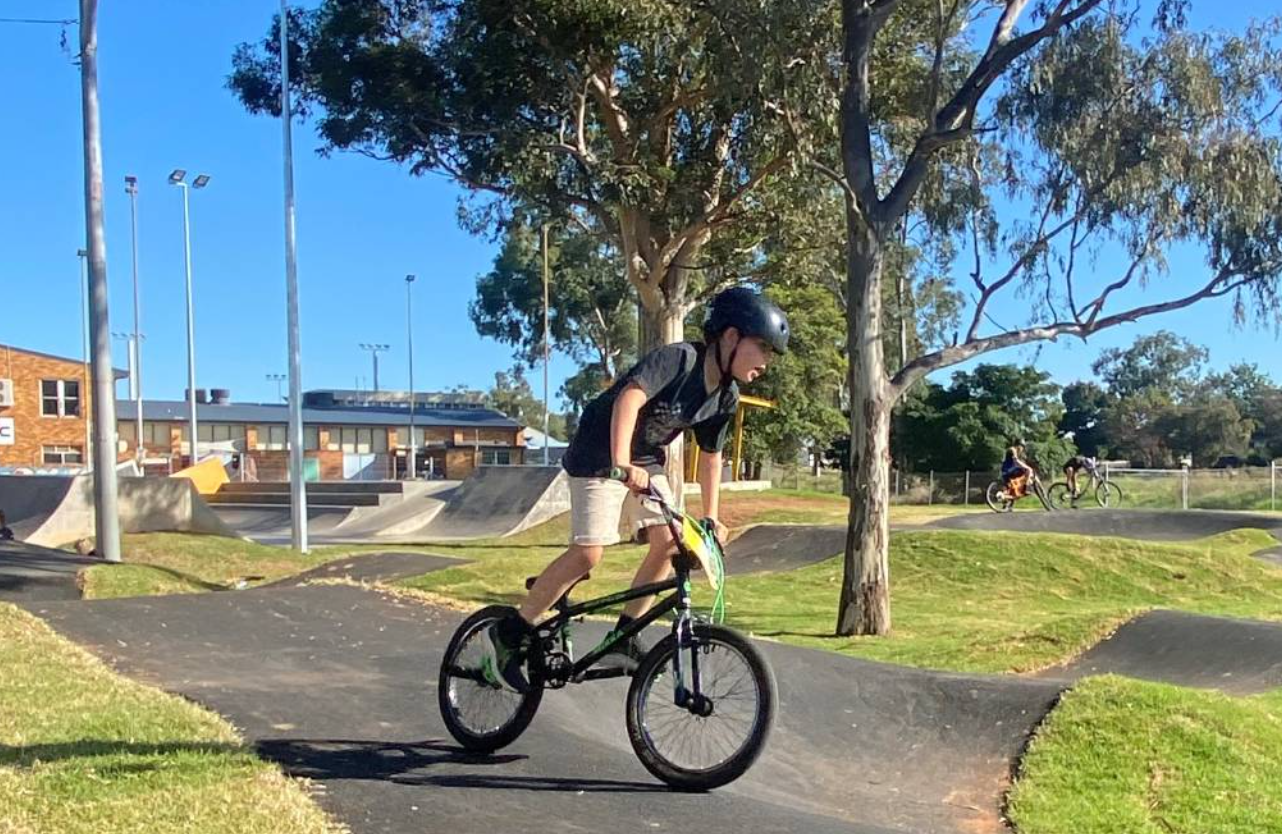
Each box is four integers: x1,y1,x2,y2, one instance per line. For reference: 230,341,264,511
761,461,1281,511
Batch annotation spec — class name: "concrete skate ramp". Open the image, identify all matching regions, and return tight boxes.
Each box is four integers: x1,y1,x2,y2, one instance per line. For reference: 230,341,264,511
395,466,569,541
725,524,847,575
930,508,1282,541
0,474,236,547
1043,609,1282,695
213,507,354,544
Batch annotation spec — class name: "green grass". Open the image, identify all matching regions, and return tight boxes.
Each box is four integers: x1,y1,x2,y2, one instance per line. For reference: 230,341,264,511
0,603,340,834
1008,675,1282,834
1104,472,1279,512
80,534,370,600
403,527,1282,674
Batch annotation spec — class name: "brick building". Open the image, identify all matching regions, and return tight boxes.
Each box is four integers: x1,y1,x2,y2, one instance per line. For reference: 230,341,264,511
116,388,525,481
0,344,126,472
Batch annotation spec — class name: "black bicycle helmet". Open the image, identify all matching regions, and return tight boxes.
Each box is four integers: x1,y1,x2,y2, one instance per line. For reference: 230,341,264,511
703,287,790,354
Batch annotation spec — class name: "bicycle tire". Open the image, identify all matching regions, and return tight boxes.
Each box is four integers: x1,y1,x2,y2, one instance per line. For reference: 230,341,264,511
1047,482,1073,510
438,605,543,753
1096,480,1123,508
985,480,1013,513
625,624,776,791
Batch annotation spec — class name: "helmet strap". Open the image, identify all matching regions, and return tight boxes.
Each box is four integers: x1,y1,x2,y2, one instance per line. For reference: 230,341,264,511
713,334,739,391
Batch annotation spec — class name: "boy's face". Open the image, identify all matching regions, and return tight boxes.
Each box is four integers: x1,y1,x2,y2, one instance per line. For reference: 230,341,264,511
725,331,776,384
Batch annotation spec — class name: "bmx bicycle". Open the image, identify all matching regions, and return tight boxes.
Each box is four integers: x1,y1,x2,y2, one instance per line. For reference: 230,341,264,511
1047,469,1122,509
985,470,1054,512
437,470,777,790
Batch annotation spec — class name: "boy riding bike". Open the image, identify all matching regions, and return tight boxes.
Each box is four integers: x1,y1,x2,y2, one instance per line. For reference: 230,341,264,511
476,287,790,693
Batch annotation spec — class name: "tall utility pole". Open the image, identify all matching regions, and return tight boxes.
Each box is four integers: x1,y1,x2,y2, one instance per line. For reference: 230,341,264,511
79,0,120,562
76,249,92,471
281,0,309,552
360,343,389,391
541,225,551,465
125,175,144,464
405,274,417,480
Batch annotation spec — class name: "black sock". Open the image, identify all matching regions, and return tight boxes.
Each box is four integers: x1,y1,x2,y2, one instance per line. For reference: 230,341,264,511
497,613,532,647
613,614,636,637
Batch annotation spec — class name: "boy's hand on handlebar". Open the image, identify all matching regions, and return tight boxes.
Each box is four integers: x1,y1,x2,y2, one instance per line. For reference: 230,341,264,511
705,517,729,545
615,464,651,493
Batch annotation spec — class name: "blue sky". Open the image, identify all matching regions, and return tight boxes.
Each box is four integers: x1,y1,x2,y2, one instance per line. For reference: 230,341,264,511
1,1,1277,410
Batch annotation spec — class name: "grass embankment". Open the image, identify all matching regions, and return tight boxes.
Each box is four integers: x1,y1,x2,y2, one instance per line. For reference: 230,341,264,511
405,523,1282,674
1009,675,1282,834
0,604,339,834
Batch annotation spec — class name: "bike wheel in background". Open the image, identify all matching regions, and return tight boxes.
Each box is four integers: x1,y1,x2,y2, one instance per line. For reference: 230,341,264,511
626,624,776,791
1046,482,1073,509
985,480,1014,512
438,605,543,753
1096,480,1123,508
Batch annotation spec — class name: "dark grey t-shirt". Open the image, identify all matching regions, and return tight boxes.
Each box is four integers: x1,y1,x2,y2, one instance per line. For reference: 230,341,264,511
562,342,740,477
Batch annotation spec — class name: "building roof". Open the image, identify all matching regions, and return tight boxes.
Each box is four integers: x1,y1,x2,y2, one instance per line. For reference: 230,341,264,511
115,399,522,429
1,343,128,379
523,426,569,449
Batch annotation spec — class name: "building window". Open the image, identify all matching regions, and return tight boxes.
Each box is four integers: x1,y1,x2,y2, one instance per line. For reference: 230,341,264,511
42,445,83,464
253,424,289,451
142,422,171,447
331,426,387,454
304,426,319,450
40,380,81,418
480,449,512,466
198,423,247,444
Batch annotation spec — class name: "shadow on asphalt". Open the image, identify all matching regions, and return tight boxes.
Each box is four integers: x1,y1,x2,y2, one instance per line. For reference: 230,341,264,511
257,737,666,792
257,738,523,779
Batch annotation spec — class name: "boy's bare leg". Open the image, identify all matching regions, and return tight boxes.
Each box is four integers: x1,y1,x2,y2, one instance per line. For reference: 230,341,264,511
621,524,677,620
518,544,603,623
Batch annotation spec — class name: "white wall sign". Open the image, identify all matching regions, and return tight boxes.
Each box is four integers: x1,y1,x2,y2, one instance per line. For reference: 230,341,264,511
0,417,14,445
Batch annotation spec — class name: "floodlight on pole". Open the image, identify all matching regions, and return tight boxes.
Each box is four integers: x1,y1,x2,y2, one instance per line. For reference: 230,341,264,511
124,174,144,465
359,343,390,392
169,168,210,464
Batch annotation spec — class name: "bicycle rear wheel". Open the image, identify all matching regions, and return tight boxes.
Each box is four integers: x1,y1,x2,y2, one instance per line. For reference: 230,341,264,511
626,624,776,791
1096,480,1123,508
438,605,542,753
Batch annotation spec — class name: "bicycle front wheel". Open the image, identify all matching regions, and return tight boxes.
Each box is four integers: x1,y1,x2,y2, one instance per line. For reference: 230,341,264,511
1096,481,1123,508
438,605,542,753
626,624,776,791
1047,482,1073,510
985,480,1013,513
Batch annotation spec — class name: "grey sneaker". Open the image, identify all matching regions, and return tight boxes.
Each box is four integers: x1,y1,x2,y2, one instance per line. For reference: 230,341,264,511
475,622,529,693
597,631,647,674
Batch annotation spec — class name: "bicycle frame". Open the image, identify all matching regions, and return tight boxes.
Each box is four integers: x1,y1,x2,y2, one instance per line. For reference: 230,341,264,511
528,483,712,711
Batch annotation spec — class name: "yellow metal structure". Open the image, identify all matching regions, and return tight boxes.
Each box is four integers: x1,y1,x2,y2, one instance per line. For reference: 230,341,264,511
170,456,229,495
685,394,776,482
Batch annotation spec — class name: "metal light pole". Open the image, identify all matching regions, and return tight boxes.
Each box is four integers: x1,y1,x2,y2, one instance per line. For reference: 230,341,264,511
79,0,120,561
125,174,144,465
111,333,135,399
541,224,551,465
76,249,92,470
266,373,287,401
360,343,390,391
169,169,209,466
405,275,417,480
281,0,309,552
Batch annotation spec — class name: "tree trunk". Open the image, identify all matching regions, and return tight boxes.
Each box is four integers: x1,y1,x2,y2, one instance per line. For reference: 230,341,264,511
837,219,893,637
630,298,690,525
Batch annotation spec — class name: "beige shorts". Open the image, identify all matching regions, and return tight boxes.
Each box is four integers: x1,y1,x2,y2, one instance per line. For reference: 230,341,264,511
568,474,676,546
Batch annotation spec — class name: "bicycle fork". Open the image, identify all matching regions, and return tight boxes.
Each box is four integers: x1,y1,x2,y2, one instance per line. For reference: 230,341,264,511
669,575,714,718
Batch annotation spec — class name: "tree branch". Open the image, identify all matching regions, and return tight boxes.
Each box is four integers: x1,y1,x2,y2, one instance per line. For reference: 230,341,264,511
891,264,1266,394
879,0,1107,222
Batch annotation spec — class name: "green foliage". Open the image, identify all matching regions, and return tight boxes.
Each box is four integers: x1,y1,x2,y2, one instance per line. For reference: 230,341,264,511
1092,331,1208,401
470,217,637,414
487,365,567,438
893,363,1074,472
1058,380,1108,457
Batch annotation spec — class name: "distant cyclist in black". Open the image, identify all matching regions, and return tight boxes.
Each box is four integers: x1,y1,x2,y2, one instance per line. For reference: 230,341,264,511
1062,454,1098,506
